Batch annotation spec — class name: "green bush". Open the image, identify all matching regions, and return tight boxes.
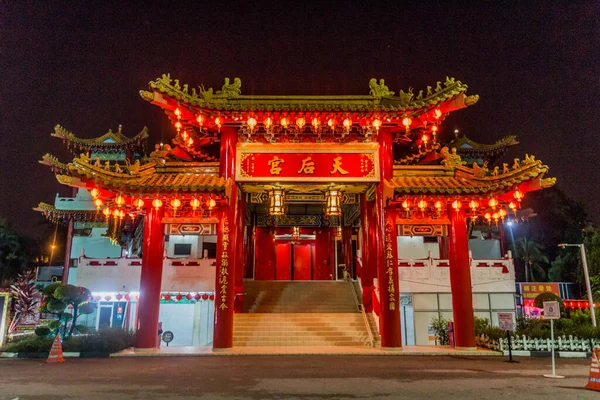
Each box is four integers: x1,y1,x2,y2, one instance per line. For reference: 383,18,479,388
430,315,450,345
474,316,490,336
1,329,134,354
34,327,51,337
481,326,506,341
533,292,564,313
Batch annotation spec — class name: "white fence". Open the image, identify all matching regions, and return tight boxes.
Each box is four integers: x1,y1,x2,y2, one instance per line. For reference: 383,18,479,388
477,334,600,352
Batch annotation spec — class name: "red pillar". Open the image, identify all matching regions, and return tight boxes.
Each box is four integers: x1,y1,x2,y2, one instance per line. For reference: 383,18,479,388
376,129,401,348
448,206,476,349
213,128,238,349
438,236,449,259
135,206,165,349
359,194,377,311
234,195,246,312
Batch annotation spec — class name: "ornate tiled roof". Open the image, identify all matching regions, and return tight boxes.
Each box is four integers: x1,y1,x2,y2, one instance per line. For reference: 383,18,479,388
388,154,556,195
33,202,104,224
52,125,149,152
141,74,479,114
53,154,227,194
449,134,519,155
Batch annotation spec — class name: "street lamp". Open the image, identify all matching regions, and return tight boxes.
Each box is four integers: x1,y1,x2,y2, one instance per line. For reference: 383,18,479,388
559,243,596,327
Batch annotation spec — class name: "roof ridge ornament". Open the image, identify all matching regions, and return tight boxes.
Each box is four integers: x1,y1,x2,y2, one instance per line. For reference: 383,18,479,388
440,147,466,170
368,78,395,100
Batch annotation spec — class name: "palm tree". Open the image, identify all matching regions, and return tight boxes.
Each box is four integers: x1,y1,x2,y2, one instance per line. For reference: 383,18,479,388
516,237,549,282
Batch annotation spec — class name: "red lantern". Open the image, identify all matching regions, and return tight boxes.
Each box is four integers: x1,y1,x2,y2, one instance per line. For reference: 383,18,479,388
176,294,183,301
209,294,215,301
164,294,171,301
186,293,193,301
124,294,131,301
135,295,139,301
94,295,102,302
104,295,112,301
116,294,123,301
194,293,201,301
202,294,209,301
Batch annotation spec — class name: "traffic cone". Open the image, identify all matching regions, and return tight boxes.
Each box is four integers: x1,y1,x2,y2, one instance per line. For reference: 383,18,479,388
46,334,65,363
585,347,600,391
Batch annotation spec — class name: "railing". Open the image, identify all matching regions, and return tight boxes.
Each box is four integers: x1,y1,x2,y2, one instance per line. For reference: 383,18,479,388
79,257,216,268
348,281,375,347
398,251,515,289
477,334,600,353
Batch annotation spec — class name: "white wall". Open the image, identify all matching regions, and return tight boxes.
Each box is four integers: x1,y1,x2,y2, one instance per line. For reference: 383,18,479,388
158,301,214,346
397,237,439,259
71,228,121,259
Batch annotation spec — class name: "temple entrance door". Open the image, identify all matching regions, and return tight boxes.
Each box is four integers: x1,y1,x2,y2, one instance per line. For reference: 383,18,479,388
274,242,314,280
292,244,313,280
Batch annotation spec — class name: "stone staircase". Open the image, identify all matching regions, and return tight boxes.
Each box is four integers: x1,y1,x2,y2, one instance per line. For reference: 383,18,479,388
234,281,374,347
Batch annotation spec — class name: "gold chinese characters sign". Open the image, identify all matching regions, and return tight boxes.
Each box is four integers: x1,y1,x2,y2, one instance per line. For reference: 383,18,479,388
385,218,396,311
218,216,230,310
236,143,379,182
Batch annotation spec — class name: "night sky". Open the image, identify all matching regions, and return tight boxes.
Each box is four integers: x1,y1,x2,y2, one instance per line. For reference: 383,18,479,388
1,1,599,237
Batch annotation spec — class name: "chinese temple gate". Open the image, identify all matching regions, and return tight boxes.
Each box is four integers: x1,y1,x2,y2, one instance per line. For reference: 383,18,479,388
38,75,555,351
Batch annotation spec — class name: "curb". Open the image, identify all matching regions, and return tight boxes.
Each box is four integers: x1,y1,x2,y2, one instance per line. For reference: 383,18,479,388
503,350,592,359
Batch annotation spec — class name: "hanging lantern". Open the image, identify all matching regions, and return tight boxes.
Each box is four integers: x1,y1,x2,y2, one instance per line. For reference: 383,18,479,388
402,199,411,211
336,225,342,239
196,114,204,126
104,295,112,301
513,190,524,202
509,201,517,214
421,134,429,145
280,117,289,129
431,125,439,138
327,118,336,130
124,294,131,301
90,188,100,198
372,118,382,132
103,207,111,218
164,294,171,301
115,294,123,301
311,117,320,130
325,188,343,217
94,295,102,302
118,210,125,220
209,294,215,301
112,209,120,219
202,293,209,301
292,226,300,240
185,293,193,301
207,198,216,211
174,108,181,118
247,117,257,132
194,293,201,301
492,212,499,225
402,117,412,132
452,200,462,211
170,198,181,210
115,195,125,207
134,198,144,210
268,188,285,216
434,200,443,212
499,208,507,222
152,198,163,211
175,294,183,302
94,198,103,211
417,199,428,212
182,130,189,141
175,121,182,132
434,108,442,120
469,200,479,211
488,197,498,210
264,117,273,129
190,197,201,211
342,118,352,131
214,116,222,131
296,117,306,129
484,212,492,225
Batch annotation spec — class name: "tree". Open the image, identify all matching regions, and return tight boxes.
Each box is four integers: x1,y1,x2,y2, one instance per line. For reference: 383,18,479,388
0,218,21,287
40,283,95,337
7,270,40,334
516,237,548,282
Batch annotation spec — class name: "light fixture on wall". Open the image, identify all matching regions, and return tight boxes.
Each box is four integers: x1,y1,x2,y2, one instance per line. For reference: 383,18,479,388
325,188,343,217
268,188,285,216
336,225,342,239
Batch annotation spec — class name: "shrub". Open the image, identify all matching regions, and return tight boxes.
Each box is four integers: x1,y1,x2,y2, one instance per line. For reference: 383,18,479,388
430,315,450,345
34,327,51,337
1,329,134,354
474,316,490,337
481,326,506,341
533,292,564,313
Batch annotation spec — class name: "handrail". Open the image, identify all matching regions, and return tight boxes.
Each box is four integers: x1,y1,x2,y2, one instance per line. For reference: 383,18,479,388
348,281,375,347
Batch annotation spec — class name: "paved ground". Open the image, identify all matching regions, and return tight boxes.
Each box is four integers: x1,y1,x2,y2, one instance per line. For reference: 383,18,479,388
0,356,596,399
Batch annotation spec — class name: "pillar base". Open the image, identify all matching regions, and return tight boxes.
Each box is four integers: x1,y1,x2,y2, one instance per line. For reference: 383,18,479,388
381,346,403,351
212,347,233,353
454,346,478,351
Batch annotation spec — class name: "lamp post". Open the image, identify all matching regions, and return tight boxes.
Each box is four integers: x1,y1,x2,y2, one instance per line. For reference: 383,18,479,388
559,243,596,327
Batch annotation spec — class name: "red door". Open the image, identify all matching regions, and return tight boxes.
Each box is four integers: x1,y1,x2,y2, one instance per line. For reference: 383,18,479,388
275,243,292,280
293,244,313,280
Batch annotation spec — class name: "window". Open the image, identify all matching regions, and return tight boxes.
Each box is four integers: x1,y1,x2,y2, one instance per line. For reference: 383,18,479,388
173,243,192,256
423,236,438,243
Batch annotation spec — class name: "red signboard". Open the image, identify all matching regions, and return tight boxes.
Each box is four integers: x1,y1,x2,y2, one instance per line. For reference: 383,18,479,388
236,143,379,182
521,282,560,300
